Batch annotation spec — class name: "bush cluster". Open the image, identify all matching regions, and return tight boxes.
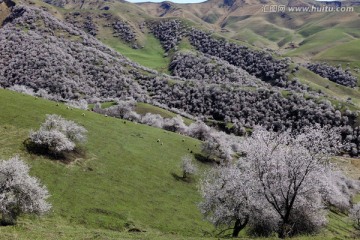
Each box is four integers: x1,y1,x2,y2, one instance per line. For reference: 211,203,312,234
8,84,57,100
148,19,186,52
169,52,265,87
112,20,136,43
137,76,355,131
92,100,215,141
306,62,357,88
188,29,301,89
65,13,99,36
83,16,98,36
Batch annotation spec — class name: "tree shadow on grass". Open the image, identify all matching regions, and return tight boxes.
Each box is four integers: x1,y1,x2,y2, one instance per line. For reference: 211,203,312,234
171,172,193,183
23,138,86,164
194,153,218,165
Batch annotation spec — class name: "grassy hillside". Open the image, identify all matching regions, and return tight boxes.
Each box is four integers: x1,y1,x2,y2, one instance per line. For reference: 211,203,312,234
102,34,170,73
0,89,214,239
291,67,360,109
0,91,359,239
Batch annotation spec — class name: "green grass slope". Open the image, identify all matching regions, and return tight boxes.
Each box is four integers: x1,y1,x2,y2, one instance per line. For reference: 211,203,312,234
314,39,360,65
291,67,360,109
286,28,358,59
102,33,170,73
0,90,359,239
0,89,213,239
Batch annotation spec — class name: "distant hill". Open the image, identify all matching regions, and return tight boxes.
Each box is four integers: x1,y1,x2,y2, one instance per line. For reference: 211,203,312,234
136,0,360,67
4,0,357,69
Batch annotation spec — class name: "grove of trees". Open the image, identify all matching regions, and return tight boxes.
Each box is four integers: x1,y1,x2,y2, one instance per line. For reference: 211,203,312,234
188,30,304,88
0,6,147,101
148,19,185,52
306,62,357,88
170,52,265,87
112,20,136,43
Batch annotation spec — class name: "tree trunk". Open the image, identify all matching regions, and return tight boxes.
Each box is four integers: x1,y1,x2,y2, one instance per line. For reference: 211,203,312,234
278,228,285,239
232,217,249,238
278,222,291,239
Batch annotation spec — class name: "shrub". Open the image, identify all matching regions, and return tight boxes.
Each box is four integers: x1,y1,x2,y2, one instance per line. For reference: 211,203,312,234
65,99,88,110
8,84,35,96
0,156,51,225
181,155,197,179
28,114,87,156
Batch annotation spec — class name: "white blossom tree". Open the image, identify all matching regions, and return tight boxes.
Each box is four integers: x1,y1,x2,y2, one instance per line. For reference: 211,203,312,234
201,131,235,164
199,126,351,238
65,99,88,110
238,127,340,238
140,113,164,128
29,130,75,153
181,155,197,179
187,121,212,141
163,115,187,134
199,164,253,237
0,156,51,225
29,114,87,155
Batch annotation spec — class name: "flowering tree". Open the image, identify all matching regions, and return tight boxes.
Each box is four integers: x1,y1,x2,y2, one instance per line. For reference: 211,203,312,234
29,114,87,155
0,156,51,225
201,131,235,164
199,126,353,238
181,155,197,179
65,99,88,110
238,127,337,238
163,115,187,134
187,121,212,141
199,165,253,237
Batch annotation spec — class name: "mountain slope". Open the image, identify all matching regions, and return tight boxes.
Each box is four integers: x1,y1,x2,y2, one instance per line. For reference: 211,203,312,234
0,5,153,100
10,0,358,74
0,88,214,238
